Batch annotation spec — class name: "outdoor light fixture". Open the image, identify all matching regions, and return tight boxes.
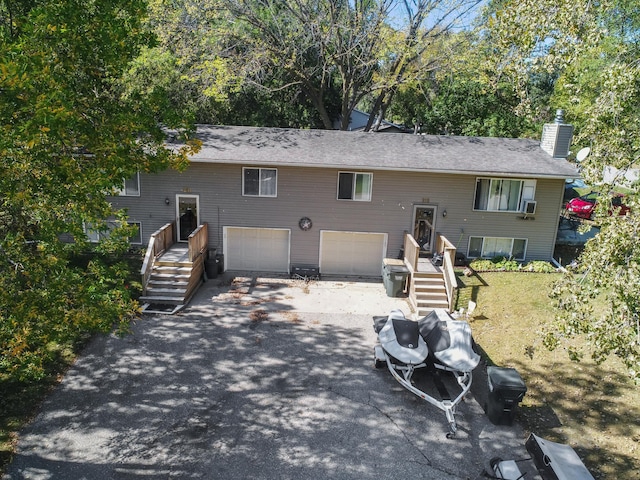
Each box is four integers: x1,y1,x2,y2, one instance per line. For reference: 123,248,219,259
442,210,447,217
165,197,170,205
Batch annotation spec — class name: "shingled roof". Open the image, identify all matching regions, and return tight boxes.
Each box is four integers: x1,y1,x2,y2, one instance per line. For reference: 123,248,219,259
180,125,578,179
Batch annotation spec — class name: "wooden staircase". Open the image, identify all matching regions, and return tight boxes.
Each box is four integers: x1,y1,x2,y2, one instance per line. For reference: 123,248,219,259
412,271,449,316
403,233,459,317
140,252,202,308
140,222,208,313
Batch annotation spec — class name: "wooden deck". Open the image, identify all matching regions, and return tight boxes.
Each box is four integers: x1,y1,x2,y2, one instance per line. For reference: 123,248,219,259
417,257,441,273
158,244,190,264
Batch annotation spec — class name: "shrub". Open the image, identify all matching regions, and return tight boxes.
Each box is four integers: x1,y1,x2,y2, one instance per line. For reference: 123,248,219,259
469,257,557,273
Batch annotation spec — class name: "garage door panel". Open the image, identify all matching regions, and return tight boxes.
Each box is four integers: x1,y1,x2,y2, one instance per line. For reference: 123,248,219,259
320,231,387,276
225,227,290,272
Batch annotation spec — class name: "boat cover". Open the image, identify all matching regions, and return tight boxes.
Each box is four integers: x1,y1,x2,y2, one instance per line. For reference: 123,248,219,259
525,433,595,480
377,310,429,365
418,309,480,372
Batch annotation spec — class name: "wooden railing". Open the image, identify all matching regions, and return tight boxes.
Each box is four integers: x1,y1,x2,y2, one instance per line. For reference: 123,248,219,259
436,233,458,313
403,233,420,313
403,232,458,313
141,222,175,291
187,223,208,261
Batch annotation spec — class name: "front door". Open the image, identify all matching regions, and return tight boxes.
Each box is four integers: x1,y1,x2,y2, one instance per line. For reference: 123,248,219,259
176,195,199,242
412,205,437,253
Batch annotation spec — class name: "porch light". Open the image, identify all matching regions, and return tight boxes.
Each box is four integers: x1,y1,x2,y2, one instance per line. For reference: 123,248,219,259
165,197,170,205
442,210,447,217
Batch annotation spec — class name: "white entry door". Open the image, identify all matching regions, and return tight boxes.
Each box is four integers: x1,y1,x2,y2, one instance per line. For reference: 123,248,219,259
412,205,437,253
176,195,199,242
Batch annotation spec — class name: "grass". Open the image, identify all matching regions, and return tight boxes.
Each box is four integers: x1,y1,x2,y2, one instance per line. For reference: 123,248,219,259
457,271,640,480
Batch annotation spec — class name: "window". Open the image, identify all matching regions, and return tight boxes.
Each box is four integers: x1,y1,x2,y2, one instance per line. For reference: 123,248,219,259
128,222,142,244
337,172,372,201
85,221,142,245
243,167,277,197
116,172,140,196
468,236,527,261
474,178,535,212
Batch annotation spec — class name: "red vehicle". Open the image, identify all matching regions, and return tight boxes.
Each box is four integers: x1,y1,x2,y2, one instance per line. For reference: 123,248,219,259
565,192,630,219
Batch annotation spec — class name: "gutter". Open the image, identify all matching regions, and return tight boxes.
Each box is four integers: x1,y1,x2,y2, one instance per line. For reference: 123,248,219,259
550,257,568,273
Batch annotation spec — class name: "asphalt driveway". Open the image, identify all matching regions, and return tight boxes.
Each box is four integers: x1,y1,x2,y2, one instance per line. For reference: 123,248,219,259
4,276,539,480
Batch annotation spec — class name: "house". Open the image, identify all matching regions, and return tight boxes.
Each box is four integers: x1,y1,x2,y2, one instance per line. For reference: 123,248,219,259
109,117,577,312
333,108,413,133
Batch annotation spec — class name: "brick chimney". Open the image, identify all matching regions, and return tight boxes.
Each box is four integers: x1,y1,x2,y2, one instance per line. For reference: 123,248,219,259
540,109,574,158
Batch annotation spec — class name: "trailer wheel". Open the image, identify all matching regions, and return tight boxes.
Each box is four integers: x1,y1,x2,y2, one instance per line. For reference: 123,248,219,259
373,347,385,369
489,456,503,471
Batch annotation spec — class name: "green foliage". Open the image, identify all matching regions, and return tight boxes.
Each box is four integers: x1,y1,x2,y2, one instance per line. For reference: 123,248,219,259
392,76,533,137
483,0,640,380
549,211,640,380
469,257,557,272
142,0,488,130
0,0,197,381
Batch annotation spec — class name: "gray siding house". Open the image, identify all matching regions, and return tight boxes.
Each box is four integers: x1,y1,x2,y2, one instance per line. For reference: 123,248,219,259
110,122,577,277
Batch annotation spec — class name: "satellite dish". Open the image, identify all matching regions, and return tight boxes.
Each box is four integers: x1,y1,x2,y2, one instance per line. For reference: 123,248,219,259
576,147,591,162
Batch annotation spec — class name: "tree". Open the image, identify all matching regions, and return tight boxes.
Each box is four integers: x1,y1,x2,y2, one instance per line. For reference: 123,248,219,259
142,0,485,130
387,30,537,138
363,0,483,131
220,0,389,130
483,0,640,379
0,0,197,380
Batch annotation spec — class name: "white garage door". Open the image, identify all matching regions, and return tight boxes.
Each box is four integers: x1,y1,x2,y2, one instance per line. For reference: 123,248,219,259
224,227,290,272
320,231,387,276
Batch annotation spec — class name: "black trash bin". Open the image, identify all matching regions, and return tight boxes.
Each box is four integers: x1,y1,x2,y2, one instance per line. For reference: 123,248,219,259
214,253,224,274
485,366,527,426
205,249,218,279
381,258,409,297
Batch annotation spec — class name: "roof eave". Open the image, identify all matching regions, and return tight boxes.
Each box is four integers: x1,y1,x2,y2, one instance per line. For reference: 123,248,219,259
187,157,578,179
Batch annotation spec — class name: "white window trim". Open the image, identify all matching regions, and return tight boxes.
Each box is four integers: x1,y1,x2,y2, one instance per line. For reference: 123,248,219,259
473,177,536,213
242,167,278,197
467,236,528,261
337,171,373,202
115,172,140,197
128,221,143,245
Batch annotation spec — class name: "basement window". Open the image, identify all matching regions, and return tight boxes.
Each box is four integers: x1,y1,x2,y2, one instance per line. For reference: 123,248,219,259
468,236,527,261
85,221,142,245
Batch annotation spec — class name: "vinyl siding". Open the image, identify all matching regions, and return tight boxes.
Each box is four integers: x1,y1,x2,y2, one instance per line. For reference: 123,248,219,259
109,163,566,266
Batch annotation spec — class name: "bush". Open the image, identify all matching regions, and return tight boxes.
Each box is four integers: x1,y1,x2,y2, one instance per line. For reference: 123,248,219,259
469,257,557,273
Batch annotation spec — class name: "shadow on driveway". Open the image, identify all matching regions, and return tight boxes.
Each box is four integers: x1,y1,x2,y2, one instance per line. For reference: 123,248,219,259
4,277,537,480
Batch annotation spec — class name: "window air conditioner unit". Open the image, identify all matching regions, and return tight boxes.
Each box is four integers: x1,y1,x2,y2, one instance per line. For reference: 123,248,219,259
523,200,537,215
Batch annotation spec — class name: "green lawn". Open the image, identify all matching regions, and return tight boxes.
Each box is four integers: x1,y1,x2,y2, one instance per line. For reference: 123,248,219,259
457,271,639,480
